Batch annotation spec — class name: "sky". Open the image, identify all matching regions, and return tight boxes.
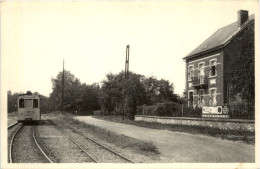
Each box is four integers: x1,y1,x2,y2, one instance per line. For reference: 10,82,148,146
1,0,258,97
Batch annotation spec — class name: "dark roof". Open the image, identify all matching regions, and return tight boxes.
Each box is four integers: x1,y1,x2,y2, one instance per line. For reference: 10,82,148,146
184,14,254,59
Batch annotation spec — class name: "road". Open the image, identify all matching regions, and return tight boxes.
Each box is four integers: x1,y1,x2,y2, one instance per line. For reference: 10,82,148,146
74,116,254,163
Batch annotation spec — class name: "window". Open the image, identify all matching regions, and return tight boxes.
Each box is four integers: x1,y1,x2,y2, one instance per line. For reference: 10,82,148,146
188,91,194,107
210,89,217,106
198,90,205,107
198,63,205,84
33,99,38,108
25,99,33,108
210,60,217,77
188,66,194,81
19,99,24,108
198,63,205,76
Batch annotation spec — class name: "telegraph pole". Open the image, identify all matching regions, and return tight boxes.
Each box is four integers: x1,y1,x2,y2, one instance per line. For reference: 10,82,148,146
125,45,130,78
62,59,64,114
123,45,130,120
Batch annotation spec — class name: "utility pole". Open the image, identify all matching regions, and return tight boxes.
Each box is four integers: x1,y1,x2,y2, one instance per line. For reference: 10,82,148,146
125,45,130,78
62,59,64,114
123,45,130,120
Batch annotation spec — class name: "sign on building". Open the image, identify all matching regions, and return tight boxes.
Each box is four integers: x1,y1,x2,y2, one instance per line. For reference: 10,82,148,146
202,105,229,118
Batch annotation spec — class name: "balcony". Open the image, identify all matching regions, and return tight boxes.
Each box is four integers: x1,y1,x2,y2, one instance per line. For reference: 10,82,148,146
192,75,208,89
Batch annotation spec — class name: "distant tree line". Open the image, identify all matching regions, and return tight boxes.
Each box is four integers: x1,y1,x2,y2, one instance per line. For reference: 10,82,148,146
46,70,185,119
7,91,19,113
100,71,185,119
7,70,185,118
49,70,100,114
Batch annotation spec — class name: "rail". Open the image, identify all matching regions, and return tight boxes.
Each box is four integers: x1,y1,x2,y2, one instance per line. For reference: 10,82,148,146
54,124,97,163
32,126,53,163
9,125,23,163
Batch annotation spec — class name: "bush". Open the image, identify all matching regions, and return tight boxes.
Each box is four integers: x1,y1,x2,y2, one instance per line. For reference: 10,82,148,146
137,102,201,118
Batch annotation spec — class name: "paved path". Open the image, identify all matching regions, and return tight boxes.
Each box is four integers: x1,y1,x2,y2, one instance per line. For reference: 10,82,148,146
74,116,254,163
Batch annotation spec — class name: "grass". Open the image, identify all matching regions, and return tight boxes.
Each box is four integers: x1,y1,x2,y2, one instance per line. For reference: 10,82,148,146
94,115,255,145
8,111,18,117
51,113,160,155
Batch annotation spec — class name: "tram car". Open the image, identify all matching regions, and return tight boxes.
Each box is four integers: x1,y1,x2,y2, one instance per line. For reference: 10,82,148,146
17,91,41,123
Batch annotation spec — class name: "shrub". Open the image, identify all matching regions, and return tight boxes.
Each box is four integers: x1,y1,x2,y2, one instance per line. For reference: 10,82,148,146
137,102,201,118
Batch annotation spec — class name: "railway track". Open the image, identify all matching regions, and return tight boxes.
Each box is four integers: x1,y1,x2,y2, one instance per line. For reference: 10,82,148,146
9,124,51,163
34,121,96,163
53,121,135,163
9,124,23,163
8,122,18,129
32,126,53,163
8,119,134,163
54,124,97,163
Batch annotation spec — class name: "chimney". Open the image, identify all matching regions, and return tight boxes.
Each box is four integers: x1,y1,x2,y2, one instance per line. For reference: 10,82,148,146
238,10,249,27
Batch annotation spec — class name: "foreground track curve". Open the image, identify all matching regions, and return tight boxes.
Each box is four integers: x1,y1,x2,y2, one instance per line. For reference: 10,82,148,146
9,124,23,163
9,124,51,163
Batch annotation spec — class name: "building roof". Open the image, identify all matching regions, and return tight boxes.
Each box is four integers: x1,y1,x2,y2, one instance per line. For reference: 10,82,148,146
184,14,254,59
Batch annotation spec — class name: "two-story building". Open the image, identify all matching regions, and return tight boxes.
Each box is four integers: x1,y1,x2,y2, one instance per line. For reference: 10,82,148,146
183,10,254,109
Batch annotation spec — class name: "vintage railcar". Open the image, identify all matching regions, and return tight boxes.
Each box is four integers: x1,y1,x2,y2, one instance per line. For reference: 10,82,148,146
17,91,41,123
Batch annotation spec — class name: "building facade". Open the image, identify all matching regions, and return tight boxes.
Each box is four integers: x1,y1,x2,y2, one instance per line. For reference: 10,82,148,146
183,10,254,108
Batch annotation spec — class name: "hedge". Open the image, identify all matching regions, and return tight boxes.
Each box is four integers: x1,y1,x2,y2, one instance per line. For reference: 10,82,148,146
137,102,202,118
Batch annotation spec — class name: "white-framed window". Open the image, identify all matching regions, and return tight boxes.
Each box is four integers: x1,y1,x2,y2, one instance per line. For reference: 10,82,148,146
198,62,205,84
209,59,217,77
188,65,194,81
209,89,217,106
188,90,194,107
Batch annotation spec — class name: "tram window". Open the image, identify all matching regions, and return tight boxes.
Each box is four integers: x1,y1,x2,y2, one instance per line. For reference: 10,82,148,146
33,99,38,108
25,99,33,108
19,99,24,108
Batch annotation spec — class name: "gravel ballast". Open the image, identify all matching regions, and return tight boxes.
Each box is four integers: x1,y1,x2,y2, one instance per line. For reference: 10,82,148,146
58,125,131,163
8,123,22,163
50,114,160,163
34,121,95,163
11,125,50,163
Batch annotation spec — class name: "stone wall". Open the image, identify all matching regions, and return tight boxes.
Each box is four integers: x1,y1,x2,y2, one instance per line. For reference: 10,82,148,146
135,115,254,132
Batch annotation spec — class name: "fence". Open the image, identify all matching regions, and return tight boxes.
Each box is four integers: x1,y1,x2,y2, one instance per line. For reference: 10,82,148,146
137,102,255,120
137,102,202,118
229,103,255,119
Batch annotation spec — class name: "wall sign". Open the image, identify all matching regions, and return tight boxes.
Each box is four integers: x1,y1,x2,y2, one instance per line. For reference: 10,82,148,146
202,105,230,118
222,105,230,114
202,106,222,114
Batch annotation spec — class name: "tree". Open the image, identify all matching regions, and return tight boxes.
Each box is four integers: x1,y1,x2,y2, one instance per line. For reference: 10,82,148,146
49,70,101,114
230,22,254,104
122,72,147,120
100,72,125,115
7,91,19,113
100,71,146,119
49,70,81,111
38,94,51,114
80,83,100,114
142,77,180,104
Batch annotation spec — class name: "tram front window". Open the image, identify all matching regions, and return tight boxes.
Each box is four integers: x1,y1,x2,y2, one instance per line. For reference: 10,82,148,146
33,99,38,108
25,99,33,108
19,99,24,108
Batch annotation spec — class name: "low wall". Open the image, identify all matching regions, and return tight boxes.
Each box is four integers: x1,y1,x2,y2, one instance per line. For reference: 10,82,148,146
135,115,255,132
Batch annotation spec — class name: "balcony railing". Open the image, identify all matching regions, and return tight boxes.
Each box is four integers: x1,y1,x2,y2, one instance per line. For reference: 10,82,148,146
192,75,208,88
